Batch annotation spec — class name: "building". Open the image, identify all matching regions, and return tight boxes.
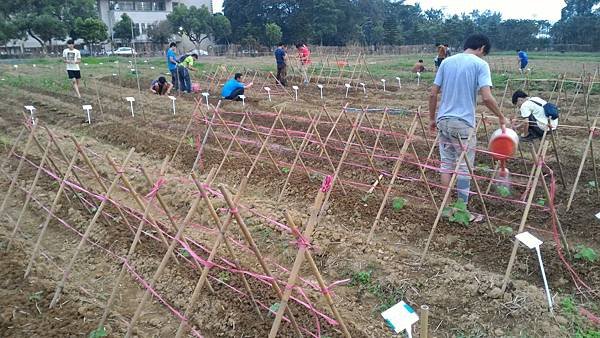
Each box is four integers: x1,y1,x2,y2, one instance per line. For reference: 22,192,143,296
97,0,213,45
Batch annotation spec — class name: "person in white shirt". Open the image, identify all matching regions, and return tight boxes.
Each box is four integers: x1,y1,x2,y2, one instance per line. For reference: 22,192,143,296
512,90,558,141
63,39,82,98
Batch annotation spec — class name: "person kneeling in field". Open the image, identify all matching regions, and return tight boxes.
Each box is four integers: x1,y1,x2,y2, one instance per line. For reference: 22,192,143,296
150,76,173,95
512,90,558,142
221,73,253,101
412,59,426,73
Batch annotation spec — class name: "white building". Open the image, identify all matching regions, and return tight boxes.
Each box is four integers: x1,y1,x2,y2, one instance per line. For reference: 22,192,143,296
97,0,213,45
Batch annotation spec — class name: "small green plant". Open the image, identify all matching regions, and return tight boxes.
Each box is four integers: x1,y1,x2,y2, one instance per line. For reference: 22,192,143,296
587,181,597,188
536,198,546,206
574,245,599,262
392,197,406,211
574,328,600,338
476,163,490,171
88,327,108,338
178,247,191,258
560,296,577,314
28,291,43,302
361,194,370,203
218,271,231,283
268,302,280,316
495,226,513,236
281,167,290,174
447,200,471,226
496,185,511,197
187,136,195,148
351,270,372,286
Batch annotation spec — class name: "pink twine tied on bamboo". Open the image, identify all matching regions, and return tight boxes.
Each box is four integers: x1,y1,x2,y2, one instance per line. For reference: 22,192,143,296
145,177,166,199
290,226,312,250
320,278,351,297
320,175,333,192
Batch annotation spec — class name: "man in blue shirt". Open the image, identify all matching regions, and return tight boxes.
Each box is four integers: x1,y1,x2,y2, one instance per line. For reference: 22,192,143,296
429,34,506,212
274,42,287,86
166,42,178,91
517,49,528,73
222,73,253,100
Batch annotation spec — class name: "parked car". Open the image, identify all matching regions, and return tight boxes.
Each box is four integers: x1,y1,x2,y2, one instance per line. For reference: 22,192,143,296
113,47,137,56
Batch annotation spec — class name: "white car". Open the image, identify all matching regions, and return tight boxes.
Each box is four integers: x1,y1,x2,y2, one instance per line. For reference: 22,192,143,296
113,47,137,56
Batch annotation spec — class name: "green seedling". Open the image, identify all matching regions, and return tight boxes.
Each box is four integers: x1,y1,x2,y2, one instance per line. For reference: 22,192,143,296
495,226,514,236
178,247,191,258
392,197,406,211
476,163,490,171
496,185,511,197
281,167,290,174
28,291,43,302
536,198,546,206
560,296,576,314
268,302,280,316
351,270,372,286
588,181,597,188
218,271,231,283
88,327,108,338
574,245,598,263
447,200,471,226
361,194,370,203
187,136,194,148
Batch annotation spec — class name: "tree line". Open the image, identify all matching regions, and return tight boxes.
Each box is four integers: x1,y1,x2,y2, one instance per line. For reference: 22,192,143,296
1,0,599,52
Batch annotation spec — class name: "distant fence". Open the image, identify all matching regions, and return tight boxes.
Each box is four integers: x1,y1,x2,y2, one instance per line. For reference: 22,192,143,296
211,44,435,57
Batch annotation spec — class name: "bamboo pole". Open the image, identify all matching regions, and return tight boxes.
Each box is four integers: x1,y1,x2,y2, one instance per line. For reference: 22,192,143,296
219,185,303,336
566,118,597,211
0,126,37,219
50,148,135,308
367,115,419,243
244,111,282,172
97,157,170,331
268,182,328,338
170,99,203,164
24,148,80,278
125,170,213,338
212,114,248,181
501,141,549,292
0,128,25,171
6,136,53,250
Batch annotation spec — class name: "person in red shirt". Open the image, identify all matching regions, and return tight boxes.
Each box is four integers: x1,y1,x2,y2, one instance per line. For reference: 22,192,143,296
295,43,311,84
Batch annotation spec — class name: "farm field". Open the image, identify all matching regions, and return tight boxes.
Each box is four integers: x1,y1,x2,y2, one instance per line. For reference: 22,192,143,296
1,52,600,338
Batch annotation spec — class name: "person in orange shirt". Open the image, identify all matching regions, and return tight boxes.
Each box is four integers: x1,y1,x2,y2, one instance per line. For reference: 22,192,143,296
435,43,448,69
295,42,311,84
412,59,426,73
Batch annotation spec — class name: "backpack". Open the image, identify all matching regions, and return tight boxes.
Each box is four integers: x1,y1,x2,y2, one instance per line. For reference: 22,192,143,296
177,54,189,63
530,99,559,120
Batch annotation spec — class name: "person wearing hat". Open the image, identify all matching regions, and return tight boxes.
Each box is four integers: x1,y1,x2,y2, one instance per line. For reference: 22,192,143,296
150,76,173,95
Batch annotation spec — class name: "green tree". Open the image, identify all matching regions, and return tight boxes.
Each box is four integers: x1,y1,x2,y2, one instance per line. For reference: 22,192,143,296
147,20,174,45
211,13,232,44
265,23,282,46
28,14,67,52
113,13,138,43
74,17,108,52
167,4,212,45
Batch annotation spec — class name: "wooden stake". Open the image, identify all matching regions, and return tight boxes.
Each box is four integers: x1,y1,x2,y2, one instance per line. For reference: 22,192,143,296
6,136,53,250
24,147,80,278
566,118,597,211
368,115,419,243
49,148,135,308
501,141,549,292
219,185,303,336
268,184,328,338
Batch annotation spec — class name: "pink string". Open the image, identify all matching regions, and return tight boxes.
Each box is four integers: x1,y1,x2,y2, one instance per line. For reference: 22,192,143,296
320,175,333,192
145,177,166,199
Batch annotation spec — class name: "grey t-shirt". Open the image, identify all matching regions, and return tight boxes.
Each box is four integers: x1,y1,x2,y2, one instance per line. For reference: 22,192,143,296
433,53,492,128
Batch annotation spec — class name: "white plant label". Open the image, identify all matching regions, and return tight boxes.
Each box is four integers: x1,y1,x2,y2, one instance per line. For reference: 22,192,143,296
515,231,553,313
381,301,418,337
516,231,543,249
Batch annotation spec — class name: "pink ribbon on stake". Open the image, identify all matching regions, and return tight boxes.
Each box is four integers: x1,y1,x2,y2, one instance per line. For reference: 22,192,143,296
320,175,333,192
145,177,166,199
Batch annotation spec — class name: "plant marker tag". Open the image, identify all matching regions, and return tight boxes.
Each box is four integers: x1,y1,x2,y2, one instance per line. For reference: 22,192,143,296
168,96,176,115
125,97,135,117
396,76,401,89
202,92,210,107
595,211,600,219
360,82,366,94
13,65,18,69
238,94,246,106
381,301,418,338
99,62,103,65
345,83,351,98
84,63,89,66
130,68,135,73
317,84,324,99
416,72,421,86
144,60,148,63
381,79,386,92
515,231,553,313
150,66,155,70
292,85,299,101
32,64,36,68
82,105,92,124
264,87,272,101
24,105,36,125
112,73,117,76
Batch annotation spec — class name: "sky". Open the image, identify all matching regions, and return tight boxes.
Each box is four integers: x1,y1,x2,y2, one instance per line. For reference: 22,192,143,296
212,0,565,22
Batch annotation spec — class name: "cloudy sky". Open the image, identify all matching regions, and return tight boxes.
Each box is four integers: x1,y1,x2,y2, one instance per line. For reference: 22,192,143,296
212,0,565,22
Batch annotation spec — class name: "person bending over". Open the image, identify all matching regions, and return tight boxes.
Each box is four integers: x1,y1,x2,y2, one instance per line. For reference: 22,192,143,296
221,73,253,101
512,90,557,142
150,76,173,95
